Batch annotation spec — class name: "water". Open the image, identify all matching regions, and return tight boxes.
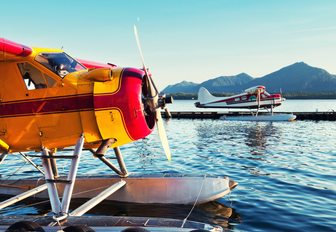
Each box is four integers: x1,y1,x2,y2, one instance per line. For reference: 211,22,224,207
1,100,336,231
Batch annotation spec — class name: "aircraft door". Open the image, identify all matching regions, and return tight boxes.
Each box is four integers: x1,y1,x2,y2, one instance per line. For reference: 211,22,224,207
14,62,82,149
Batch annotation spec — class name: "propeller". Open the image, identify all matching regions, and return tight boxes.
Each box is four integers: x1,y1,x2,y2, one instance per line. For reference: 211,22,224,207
133,25,172,161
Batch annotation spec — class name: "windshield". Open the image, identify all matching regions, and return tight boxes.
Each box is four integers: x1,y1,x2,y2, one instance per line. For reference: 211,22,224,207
35,52,86,78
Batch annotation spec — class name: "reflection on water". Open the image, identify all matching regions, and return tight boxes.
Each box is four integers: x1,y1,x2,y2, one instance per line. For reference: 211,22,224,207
0,196,239,229
197,201,241,229
244,122,280,156
195,121,282,177
196,121,280,154
245,123,270,151
85,201,239,229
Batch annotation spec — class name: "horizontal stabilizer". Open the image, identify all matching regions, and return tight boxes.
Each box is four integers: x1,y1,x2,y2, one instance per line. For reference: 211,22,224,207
197,87,217,104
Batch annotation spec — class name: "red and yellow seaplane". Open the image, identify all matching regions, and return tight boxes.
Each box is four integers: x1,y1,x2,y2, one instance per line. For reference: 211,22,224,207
0,28,236,231
0,36,171,156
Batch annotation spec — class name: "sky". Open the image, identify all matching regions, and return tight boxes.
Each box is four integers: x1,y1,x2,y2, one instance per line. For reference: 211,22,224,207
1,0,336,90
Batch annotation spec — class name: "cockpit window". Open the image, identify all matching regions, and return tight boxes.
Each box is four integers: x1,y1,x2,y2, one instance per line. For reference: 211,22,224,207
17,62,57,90
35,52,86,78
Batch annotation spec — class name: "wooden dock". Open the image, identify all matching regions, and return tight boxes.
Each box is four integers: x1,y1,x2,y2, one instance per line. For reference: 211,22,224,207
162,111,336,121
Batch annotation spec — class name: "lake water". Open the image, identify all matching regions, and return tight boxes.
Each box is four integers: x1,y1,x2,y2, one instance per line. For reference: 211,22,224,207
1,100,336,231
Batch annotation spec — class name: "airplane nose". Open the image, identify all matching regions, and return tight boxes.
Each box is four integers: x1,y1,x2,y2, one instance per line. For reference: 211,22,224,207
141,73,156,130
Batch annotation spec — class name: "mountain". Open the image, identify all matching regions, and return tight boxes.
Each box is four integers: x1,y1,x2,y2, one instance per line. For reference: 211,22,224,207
161,81,199,94
161,62,336,96
200,73,253,93
245,62,336,93
162,73,253,94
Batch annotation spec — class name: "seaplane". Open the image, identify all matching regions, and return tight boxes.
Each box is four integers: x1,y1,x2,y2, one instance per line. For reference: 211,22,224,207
0,27,236,231
195,86,296,121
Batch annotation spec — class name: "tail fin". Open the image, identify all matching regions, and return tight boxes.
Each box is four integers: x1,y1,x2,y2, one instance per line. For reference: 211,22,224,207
197,87,217,104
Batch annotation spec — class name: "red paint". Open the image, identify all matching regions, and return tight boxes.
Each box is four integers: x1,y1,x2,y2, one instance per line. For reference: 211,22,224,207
0,95,93,117
77,58,117,69
269,94,281,99
0,38,32,57
94,68,154,140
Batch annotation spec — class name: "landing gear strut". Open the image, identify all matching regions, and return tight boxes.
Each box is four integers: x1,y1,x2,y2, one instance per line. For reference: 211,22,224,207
90,139,129,177
0,135,126,227
40,135,126,223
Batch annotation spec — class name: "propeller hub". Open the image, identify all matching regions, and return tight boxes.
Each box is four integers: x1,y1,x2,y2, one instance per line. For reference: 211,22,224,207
158,95,174,109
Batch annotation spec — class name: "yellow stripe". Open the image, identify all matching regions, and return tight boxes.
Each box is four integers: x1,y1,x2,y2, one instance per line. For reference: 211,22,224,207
0,139,9,152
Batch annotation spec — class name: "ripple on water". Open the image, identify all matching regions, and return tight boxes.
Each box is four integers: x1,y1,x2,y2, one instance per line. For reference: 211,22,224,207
1,119,335,231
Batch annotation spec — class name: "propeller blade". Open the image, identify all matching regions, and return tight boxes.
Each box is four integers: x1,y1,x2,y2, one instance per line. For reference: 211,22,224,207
134,25,158,100
133,24,172,161
133,25,148,74
156,109,172,161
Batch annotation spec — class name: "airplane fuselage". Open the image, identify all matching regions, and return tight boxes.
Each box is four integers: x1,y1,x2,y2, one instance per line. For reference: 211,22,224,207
0,39,154,152
195,93,282,108
195,86,283,109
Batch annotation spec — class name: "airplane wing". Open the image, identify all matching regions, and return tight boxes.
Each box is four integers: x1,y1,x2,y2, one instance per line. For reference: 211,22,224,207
0,38,32,61
76,58,117,69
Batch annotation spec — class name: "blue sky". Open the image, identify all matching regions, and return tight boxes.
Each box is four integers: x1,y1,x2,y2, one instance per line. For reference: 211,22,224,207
1,0,336,90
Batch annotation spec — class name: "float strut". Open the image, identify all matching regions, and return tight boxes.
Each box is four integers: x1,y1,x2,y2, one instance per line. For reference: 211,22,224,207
41,135,84,216
49,150,59,178
114,147,128,176
96,147,129,177
70,180,126,216
61,135,84,214
98,156,125,176
95,139,115,156
19,152,44,174
0,184,48,210
92,139,129,177
42,149,62,214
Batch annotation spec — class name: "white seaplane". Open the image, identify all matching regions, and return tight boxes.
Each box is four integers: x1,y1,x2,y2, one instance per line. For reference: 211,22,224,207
195,86,296,121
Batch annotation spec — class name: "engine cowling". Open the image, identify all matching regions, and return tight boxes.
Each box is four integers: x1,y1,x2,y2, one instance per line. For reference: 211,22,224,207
92,67,155,147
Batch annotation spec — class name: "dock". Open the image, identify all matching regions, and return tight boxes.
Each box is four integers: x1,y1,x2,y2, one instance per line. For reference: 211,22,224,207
162,111,336,121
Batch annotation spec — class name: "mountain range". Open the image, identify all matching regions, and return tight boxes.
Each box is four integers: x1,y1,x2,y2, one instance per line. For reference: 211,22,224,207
161,62,336,97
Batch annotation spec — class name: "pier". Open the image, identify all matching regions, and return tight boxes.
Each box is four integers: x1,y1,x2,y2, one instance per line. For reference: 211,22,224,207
162,111,336,121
